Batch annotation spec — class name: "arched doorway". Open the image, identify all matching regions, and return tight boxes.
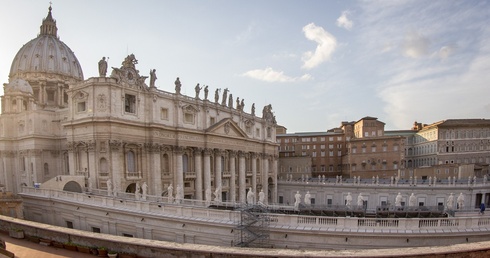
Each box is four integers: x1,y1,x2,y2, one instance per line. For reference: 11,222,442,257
126,183,136,193
63,181,83,193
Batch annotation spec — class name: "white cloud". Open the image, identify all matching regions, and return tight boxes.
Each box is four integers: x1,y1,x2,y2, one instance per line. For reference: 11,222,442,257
402,30,430,58
336,11,353,30
301,23,337,69
436,45,456,60
242,67,312,82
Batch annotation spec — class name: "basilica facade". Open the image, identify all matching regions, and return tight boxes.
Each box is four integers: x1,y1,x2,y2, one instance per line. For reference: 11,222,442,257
0,6,278,204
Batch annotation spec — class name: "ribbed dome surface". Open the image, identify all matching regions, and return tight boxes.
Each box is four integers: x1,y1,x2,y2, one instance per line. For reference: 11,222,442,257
8,6,83,81
4,78,33,94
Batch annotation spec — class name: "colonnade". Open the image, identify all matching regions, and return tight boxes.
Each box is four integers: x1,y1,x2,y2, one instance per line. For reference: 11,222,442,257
68,140,278,204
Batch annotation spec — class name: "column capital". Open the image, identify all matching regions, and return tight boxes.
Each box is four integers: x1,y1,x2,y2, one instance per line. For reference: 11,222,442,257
194,147,203,155
214,148,225,157
145,143,161,152
203,148,213,156
228,150,237,158
87,140,96,151
173,146,185,155
237,151,246,158
109,139,122,151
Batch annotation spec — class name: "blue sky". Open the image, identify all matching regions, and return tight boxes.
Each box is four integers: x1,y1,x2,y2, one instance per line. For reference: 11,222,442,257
1,1,489,132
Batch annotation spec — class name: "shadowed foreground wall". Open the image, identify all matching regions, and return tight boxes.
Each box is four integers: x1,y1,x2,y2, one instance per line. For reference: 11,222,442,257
1,215,490,258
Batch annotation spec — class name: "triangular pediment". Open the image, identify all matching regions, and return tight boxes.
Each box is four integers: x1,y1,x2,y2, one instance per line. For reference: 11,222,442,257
206,118,248,138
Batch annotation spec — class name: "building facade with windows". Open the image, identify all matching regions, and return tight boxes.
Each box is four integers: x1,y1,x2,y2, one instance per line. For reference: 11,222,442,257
0,6,278,204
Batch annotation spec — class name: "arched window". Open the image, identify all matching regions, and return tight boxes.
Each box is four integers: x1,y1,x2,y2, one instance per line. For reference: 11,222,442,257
127,150,136,172
44,163,49,175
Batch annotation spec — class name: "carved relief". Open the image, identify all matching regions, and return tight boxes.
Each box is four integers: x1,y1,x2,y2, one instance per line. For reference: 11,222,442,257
97,94,107,112
109,139,122,150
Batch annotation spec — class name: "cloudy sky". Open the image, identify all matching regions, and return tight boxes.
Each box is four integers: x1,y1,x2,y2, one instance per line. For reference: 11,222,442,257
1,0,489,132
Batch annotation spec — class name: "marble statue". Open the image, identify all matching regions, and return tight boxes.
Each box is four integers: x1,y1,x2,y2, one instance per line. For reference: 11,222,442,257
194,83,202,99
98,57,107,77
135,182,141,200
228,94,233,108
174,77,181,95
409,193,416,207
304,191,311,205
240,99,245,110
247,187,254,205
106,178,112,197
395,192,402,206
222,88,228,106
258,189,265,204
214,186,221,203
251,103,255,116
294,191,301,210
468,176,472,186
176,184,183,204
345,192,352,206
167,183,174,203
205,188,211,206
88,178,93,192
204,85,209,100
357,193,364,207
236,97,240,110
149,69,157,87
434,176,437,186
214,89,220,103
142,182,148,200
113,184,118,197
457,193,464,210
428,176,432,186
447,193,454,210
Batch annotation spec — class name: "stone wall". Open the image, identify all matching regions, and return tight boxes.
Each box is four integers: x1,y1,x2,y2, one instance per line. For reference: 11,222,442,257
1,215,490,257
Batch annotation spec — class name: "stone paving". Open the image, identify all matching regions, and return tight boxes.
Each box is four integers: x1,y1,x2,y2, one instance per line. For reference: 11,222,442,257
0,232,95,258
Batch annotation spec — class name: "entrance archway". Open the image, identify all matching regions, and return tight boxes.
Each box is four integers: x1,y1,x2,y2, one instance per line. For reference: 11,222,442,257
63,181,83,193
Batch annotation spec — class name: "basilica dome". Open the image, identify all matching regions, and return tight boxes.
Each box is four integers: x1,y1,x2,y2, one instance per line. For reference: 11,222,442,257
4,78,33,95
8,6,84,82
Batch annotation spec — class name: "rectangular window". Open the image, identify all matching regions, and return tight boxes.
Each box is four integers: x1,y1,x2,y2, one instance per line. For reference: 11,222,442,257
161,108,168,120
77,101,86,112
312,137,317,142
382,146,387,152
329,165,333,172
125,94,136,113
320,137,325,141
312,152,317,157
329,151,333,156
92,227,101,233
372,147,376,152
320,145,325,149
184,113,195,124
394,145,399,151
337,136,342,141
66,221,73,229
329,137,334,141
321,151,325,157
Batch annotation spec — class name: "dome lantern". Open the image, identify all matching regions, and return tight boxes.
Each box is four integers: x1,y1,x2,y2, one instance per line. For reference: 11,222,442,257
39,5,58,37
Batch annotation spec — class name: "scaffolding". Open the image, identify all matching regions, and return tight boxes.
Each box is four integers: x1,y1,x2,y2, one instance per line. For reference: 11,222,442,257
234,204,270,248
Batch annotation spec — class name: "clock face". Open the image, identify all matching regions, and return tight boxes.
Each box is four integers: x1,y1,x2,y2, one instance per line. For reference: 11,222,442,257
126,68,137,84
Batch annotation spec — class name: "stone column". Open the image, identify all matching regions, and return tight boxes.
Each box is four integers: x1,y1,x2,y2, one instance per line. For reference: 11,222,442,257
251,153,257,196
203,148,212,203
148,143,162,196
67,142,76,176
272,154,278,204
174,147,184,196
87,140,97,190
109,140,123,192
238,151,246,204
215,150,222,198
194,148,203,200
229,151,236,202
262,154,269,205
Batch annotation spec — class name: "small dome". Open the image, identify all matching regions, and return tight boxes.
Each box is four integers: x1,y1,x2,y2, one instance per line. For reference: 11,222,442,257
4,78,33,94
8,6,83,81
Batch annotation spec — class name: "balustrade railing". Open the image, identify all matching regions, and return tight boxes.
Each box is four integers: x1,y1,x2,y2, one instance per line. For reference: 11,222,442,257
19,187,490,234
